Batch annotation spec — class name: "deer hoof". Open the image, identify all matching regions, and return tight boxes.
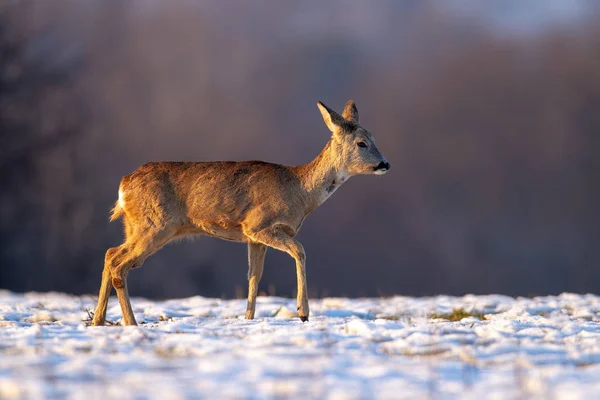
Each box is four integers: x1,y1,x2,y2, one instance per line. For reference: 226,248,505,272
300,315,309,322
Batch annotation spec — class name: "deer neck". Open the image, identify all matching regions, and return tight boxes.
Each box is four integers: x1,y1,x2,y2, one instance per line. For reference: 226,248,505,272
295,139,349,210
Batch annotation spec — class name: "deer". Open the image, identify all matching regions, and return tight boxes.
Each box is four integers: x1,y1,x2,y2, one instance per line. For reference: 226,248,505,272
91,100,390,326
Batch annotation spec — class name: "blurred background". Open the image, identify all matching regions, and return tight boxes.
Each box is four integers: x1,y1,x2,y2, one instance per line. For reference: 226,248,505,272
1,0,599,299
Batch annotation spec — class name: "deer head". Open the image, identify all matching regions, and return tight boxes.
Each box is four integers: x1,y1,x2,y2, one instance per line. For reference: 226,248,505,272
317,100,390,176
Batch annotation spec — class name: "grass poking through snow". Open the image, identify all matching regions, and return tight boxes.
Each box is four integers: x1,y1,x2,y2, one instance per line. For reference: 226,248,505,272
430,308,487,321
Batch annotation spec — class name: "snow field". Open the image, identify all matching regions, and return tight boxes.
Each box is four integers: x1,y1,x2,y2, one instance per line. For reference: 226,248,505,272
1,291,600,399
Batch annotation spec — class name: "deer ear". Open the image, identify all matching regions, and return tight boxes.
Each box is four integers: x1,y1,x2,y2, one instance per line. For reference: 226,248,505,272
317,101,346,133
342,100,359,123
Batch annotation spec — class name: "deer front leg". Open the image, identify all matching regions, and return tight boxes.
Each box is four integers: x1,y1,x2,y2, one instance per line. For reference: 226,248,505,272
246,243,267,320
249,227,309,322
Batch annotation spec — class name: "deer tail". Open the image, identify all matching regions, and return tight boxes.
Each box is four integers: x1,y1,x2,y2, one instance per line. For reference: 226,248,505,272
109,187,125,221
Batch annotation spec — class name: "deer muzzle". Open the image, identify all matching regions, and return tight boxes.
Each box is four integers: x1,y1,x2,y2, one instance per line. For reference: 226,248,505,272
373,161,390,175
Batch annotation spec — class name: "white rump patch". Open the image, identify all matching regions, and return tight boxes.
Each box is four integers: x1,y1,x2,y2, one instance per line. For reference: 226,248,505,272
118,188,126,208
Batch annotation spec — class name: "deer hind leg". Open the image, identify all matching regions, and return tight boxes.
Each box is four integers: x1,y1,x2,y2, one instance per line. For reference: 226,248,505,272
110,228,175,326
250,227,309,322
246,243,267,320
92,246,122,326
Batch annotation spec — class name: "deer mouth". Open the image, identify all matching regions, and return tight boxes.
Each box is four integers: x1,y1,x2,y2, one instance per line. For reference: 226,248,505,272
373,161,390,175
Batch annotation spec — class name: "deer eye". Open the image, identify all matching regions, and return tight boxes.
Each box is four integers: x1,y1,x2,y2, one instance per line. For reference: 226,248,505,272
357,142,367,148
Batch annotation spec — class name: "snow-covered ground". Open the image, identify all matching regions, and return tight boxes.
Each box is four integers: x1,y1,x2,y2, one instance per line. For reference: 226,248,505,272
1,291,600,399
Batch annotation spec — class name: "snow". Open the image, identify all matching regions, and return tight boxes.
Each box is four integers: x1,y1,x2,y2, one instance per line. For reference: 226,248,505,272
2,291,600,399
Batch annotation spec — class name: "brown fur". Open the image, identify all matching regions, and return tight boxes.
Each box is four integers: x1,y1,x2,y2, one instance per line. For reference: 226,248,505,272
92,100,390,326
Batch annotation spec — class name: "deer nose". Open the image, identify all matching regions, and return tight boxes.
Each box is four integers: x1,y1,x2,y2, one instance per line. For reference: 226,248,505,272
375,161,390,171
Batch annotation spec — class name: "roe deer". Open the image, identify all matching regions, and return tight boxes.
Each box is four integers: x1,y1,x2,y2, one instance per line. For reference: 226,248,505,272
92,100,390,326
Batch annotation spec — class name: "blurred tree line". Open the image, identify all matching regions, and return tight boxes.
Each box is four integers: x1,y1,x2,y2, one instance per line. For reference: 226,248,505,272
1,1,599,298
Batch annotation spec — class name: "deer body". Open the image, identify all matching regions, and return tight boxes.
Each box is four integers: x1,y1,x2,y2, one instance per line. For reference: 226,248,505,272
92,101,389,326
